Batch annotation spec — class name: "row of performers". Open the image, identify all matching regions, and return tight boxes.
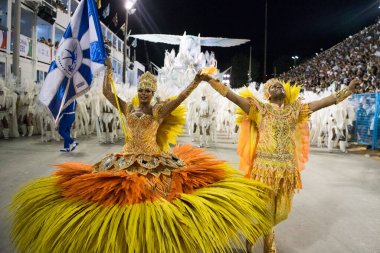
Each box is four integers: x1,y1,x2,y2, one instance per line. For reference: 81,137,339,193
1,76,360,154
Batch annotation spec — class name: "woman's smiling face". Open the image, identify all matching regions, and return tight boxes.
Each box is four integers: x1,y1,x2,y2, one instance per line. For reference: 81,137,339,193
137,88,154,103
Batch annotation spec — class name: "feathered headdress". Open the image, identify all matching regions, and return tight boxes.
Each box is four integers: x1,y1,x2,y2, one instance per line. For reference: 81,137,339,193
264,79,302,105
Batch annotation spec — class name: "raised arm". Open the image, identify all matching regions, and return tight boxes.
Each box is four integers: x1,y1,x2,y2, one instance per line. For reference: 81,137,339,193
102,58,127,113
205,77,251,114
158,73,202,118
308,79,360,113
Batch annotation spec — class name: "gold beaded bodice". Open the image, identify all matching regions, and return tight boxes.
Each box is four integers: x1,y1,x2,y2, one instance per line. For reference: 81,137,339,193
255,102,299,170
246,97,309,171
92,102,187,175
122,103,162,155
248,97,311,194
246,96,310,194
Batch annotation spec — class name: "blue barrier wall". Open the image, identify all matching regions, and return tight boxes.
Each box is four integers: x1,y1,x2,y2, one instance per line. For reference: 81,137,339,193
349,92,380,150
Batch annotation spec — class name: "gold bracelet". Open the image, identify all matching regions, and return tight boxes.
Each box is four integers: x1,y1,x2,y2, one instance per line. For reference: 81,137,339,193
333,87,353,104
210,79,229,97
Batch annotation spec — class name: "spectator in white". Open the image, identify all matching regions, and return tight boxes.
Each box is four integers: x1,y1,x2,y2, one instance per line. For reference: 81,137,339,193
197,94,211,148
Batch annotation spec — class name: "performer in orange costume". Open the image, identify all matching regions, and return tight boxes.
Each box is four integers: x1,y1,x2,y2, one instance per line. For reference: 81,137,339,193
9,61,272,253
201,75,361,253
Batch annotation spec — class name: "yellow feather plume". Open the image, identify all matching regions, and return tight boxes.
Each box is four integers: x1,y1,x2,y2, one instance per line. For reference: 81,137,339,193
131,95,139,107
156,97,187,152
9,166,271,253
283,81,302,105
201,66,217,75
236,87,254,125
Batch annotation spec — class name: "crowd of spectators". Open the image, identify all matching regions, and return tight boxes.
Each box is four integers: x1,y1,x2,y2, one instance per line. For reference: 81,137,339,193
56,0,68,14
281,20,380,93
38,37,54,47
37,38,62,49
103,37,112,55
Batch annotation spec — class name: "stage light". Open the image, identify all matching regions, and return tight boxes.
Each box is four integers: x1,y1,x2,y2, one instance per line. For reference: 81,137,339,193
125,0,136,10
292,56,299,67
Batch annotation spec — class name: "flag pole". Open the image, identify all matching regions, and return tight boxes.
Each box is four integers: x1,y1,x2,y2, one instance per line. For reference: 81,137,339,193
54,79,71,125
109,74,128,142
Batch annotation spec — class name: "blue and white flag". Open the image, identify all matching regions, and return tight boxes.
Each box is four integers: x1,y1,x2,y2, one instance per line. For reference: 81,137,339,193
39,0,107,122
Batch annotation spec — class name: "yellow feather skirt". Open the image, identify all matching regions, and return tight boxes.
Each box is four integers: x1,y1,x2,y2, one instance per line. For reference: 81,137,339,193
9,145,272,253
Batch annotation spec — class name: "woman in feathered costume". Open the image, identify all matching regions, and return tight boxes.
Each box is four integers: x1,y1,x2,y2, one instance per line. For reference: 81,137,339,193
201,75,361,253
9,61,272,253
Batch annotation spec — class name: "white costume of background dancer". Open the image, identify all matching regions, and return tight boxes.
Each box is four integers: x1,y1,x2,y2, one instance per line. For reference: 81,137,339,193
100,97,116,143
187,99,199,142
0,82,18,139
326,113,339,152
18,82,37,137
335,101,355,152
197,94,211,148
38,105,60,142
75,96,91,137
209,106,217,143
84,93,95,134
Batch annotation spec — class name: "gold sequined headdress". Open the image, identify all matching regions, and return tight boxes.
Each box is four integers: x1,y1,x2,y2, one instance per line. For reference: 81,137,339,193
138,72,157,92
263,78,283,100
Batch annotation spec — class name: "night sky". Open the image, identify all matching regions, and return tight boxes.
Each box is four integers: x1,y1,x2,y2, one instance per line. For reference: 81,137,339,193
101,0,380,79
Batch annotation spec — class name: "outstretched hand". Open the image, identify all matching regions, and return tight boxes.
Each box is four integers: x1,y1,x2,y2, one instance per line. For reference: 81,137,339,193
193,71,203,83
348,78,361,93
198,73,213,82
